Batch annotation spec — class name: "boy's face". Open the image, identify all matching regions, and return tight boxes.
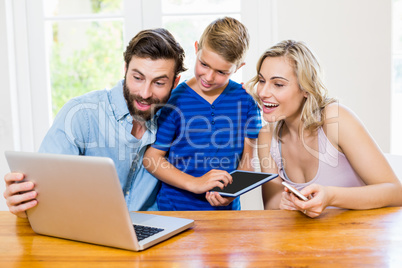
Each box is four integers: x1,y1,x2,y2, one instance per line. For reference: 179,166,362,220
124,56,180,121
193,42,242,94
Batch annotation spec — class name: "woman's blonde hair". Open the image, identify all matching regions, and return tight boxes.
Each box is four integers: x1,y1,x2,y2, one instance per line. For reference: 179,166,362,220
247,40,336,139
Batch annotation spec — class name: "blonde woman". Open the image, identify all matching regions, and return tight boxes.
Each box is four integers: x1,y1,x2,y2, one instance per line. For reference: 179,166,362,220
247,40,402,218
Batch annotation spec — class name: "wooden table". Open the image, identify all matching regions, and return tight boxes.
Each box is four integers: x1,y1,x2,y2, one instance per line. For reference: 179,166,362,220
1,208,402,267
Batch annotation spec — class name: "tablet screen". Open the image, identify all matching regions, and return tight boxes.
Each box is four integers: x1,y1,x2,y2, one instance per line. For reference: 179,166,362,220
210,171,278,197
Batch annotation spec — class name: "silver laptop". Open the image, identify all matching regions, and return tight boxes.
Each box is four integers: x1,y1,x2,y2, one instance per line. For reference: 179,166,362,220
5,151,194,251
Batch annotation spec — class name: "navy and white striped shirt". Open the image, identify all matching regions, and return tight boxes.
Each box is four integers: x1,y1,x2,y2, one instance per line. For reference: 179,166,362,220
152,80,262,210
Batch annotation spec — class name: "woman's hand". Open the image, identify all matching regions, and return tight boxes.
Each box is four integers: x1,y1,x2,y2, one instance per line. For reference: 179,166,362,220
279,184,331,218
279,188,300,211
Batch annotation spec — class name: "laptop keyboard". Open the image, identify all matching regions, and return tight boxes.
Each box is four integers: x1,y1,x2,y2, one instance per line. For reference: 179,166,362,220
133,224,165,241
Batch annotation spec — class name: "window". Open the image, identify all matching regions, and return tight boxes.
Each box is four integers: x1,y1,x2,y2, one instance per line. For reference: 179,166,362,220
43,0,124,117
13,0,144,150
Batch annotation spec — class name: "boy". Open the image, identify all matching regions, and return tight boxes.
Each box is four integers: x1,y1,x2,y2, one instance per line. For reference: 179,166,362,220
143,17,261,210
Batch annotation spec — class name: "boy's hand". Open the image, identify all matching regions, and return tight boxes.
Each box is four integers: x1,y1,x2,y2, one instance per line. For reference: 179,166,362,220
206,191,235,206
190,170,232,194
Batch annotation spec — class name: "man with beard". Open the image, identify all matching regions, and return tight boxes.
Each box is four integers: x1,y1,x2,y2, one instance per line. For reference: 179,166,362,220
3,28,186,218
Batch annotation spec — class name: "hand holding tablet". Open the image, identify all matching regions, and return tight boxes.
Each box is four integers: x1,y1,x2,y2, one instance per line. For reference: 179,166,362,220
209,171,278,197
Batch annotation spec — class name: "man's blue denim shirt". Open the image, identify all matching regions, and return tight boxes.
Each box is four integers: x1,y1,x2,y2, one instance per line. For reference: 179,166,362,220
39,80,160,211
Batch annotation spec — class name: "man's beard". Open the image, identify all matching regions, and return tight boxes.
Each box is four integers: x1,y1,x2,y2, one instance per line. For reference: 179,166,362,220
123,80,171,122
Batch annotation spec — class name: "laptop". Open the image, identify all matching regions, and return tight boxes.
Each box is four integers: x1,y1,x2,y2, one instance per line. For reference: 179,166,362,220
5,151,194,251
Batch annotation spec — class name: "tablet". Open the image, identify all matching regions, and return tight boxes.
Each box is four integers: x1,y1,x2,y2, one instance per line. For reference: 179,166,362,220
210,171,278,197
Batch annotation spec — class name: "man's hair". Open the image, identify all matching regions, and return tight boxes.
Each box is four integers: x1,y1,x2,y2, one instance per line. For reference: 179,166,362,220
198,17,250,67
124,28,187,78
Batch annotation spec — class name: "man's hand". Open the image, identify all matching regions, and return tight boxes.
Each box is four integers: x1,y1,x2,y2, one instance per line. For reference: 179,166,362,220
3,173,38,218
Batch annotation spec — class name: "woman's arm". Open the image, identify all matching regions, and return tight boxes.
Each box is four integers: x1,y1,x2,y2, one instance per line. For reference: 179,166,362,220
325,103,402,208
294,104,402,215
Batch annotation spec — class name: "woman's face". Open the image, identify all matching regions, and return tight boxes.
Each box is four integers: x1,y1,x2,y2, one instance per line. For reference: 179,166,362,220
257,56,307,123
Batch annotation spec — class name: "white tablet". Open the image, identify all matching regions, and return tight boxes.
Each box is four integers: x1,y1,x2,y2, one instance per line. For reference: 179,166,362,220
210,170,278,197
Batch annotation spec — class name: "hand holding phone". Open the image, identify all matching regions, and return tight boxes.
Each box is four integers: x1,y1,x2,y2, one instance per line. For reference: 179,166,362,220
282,181,308,201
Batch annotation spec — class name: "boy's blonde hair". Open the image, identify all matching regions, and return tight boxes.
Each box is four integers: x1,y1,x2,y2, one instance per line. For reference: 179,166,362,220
198,17,250,67
247,40,336,139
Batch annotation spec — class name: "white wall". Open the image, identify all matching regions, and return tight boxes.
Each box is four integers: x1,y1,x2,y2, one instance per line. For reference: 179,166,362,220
275,0,391,152
0,0,18,211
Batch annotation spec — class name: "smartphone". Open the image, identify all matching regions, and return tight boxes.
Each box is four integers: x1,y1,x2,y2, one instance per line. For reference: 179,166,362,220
282,181,308,201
